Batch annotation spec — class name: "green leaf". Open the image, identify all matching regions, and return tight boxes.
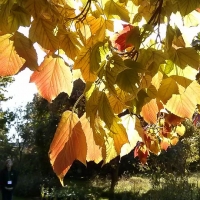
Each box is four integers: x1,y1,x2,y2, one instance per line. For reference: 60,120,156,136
7,5,31,32
160,60,174,74
116,60,146,94
169,47,199,70
105,54,128,95
126,26,141,50
178,0,199,16
98,92,115,129
90,41,109,74
158,77,179,104
104,0,130,22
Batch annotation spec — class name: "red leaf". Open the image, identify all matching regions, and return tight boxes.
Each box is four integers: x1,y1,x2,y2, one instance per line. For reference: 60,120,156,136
111,24,134,51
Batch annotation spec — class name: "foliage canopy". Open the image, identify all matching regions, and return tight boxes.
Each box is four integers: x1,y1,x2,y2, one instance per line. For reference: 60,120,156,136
1,0,200,184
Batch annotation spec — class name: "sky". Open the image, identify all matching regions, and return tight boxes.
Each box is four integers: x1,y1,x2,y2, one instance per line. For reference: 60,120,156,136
1,68,38,111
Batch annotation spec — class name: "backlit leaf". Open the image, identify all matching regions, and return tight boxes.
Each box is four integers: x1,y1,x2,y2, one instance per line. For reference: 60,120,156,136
169,47,199,70
175,124,186,136
0,34,25,76
140,99,158,124
116,59,145,94
165,81,200,119
59,31,82,61
13,32,38,71
109,117,129,154
30,55,73,102
98,92,115,129
80,114,103,163
29,18,59,51
120,114,142,157
178,0,199,16
49,111,87,185
157,77,179,104
104,0,130,22
73,47,97,82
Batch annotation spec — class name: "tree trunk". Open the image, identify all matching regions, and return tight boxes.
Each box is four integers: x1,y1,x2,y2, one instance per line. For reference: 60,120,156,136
109,156,120,198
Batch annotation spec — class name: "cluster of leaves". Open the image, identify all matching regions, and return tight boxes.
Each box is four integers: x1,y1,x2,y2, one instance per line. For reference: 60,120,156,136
1,0,200,184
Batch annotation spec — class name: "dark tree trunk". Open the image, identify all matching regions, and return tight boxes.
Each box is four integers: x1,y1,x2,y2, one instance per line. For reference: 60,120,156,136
109,156,120,198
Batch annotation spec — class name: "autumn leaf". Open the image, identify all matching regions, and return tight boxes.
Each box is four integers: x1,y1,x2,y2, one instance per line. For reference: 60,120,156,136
109,117,129,154
140,99,159,124
157,77,179,104
80,114,103,164
59,31,82,61
104,0,130,22
29,18,59,51
166,81,200,119
49,111,87,185
73,47,97,82
111,24,135,51
30,55,73,102
0,34,25,76
12,31,38,71
120,114,142,157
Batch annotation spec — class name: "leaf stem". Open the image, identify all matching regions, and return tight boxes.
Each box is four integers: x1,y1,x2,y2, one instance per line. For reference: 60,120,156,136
72,93,84,114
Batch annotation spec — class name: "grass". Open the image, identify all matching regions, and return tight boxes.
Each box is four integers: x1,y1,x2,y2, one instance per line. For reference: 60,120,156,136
12,173,200,200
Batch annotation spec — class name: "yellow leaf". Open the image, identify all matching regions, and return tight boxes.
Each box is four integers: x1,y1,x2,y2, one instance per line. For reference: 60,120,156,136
30,55,73,102
183,10,200,27
116,60,145,94
104,0,130,22
175,124,186,136
109,117,129,154
73,47,97,82
80,114,103,163
29,18,59,51
157,77,179,104
7,5,31,33
166,81,200,119
59,31,82,61
102,136,117,164
49,111,87,185
85,88,102,126
0,34,25,76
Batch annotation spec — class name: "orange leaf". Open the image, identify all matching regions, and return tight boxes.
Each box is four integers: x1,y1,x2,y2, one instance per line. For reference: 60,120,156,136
160,138,170,151
49,111,87,185
30,55,73,102
0,34,25,76
80,114,103,164
140,99,159,124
